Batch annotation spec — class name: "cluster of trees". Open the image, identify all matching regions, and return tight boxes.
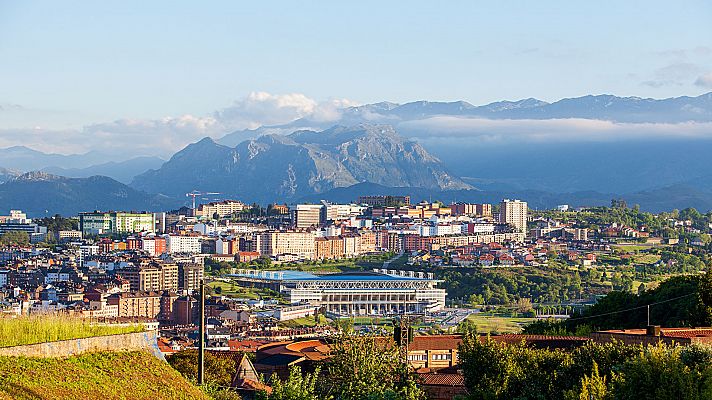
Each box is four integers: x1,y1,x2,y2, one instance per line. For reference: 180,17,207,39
526,274,712,335
35,214,78,233
204,252,397,277
0,231,29,246
460,334,712,399
442,265,592,305
167,350,242,400
259,334,424,400
532,203,712,238
204,257,273,276
169,334,424,400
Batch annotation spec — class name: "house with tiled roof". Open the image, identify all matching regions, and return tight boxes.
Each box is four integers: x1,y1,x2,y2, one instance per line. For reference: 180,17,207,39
497,253,515,266
592,326,712,346
479,253,495,266
231,354,272,400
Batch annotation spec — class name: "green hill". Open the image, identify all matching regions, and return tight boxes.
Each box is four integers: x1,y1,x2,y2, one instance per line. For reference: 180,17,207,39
0,351,209,400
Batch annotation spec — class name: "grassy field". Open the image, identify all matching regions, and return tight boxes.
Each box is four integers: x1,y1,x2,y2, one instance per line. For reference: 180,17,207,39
612,244,657,252
465,314,536,334
260,253,397,273
0,316,143,348
277,315,322,328
0,351,208,400
206,280,260,299
633,254,661,264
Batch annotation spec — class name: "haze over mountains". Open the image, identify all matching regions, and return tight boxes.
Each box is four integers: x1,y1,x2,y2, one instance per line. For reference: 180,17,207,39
131,125,469,203
3,92,712,216
0,172,173,216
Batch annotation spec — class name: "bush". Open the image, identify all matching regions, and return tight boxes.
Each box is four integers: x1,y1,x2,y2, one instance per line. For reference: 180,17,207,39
167,350,237,388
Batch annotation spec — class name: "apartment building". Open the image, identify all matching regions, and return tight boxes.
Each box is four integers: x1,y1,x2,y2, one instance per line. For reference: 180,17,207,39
178,263,204,292
141,236,166,256
258,231,316,260
79,212,155,235
321,202,366,222
450,203,492,217
194,200,246,218
120,262,178,292
108,291,162,318
498,199,528,233
358,195,410,207
315,236,344,260
165,234,201,254
292,204,323,228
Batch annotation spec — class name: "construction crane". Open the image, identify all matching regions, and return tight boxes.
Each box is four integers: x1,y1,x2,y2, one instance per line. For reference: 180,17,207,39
186,191,221,210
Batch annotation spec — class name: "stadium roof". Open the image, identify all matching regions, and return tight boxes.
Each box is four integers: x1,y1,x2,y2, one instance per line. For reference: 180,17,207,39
298,271,431,281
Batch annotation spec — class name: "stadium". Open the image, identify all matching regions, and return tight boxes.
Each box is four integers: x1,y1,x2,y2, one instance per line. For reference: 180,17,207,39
230,269,447,316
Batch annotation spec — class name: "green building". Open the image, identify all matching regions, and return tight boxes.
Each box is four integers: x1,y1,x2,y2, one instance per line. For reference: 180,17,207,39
79,212,155,235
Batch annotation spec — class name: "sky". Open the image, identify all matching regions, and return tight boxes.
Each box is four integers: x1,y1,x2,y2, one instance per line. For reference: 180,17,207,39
1,0,711,155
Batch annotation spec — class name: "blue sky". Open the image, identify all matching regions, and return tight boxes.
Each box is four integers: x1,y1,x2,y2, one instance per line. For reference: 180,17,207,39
1,1,711,154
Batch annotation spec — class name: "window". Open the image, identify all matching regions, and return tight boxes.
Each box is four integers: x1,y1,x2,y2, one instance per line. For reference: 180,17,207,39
431,353,452,361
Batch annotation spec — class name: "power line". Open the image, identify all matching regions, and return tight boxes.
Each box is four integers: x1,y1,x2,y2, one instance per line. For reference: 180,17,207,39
565,292,697,323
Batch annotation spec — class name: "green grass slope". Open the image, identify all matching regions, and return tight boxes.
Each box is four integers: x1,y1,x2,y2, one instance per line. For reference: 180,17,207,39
0,351,209,400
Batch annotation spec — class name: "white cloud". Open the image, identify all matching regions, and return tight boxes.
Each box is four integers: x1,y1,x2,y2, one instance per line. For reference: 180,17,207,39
642,62,703,88
0,115,222,157
399,116,712,144
695,72,712,88
214,92,359,129
0,92,359,157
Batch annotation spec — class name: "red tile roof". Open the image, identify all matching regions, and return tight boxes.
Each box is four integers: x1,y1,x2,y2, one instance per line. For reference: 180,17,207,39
419,373,465,387
409,335,463,351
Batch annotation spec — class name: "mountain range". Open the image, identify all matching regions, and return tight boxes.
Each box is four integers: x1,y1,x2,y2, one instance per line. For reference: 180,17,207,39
0,145,164,184
219,92,712,146
42,156,164,184
131,124,470,203
0,172,175,216
4,92,712,216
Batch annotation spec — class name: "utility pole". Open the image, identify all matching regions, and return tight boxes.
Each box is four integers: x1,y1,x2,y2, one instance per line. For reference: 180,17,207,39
647,304,650,326
198,279,205,386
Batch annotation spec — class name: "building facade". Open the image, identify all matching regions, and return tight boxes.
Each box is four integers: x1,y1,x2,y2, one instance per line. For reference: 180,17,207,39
79,212,155,235
283,270,446,316
292,204,323,228
498,199,528,233
258,231,316,260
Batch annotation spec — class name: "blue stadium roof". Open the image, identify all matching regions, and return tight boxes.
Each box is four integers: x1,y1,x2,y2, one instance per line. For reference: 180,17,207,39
298,271,429,281
229,270,434,282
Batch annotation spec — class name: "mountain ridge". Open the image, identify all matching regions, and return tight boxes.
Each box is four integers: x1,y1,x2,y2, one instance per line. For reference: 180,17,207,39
132,124,470,203
0,172,177,216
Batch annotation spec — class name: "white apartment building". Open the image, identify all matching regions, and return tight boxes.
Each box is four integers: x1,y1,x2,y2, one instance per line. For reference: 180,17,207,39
165,235,201,254
194,200,246,218
141,237,165,257
79,245,100,266
293,204,323,228
258,231,316,260
322,202,366,222
498,199,528,233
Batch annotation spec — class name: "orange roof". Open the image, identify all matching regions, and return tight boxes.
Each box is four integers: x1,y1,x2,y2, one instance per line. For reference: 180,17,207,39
597,327,712,339
228,339,267,352
239,379,272,394
419,373,465,387
409,335,463,351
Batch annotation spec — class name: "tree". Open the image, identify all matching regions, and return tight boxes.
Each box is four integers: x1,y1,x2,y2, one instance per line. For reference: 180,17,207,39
612,344,711,400
564,362,609,400
322,333,425,400
0,231,29,246
167,349,237,387
259,366,323,400
514,297,533,314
